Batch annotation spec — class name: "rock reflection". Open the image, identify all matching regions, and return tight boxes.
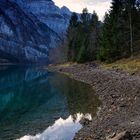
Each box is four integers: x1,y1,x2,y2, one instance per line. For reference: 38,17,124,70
0,66,100,140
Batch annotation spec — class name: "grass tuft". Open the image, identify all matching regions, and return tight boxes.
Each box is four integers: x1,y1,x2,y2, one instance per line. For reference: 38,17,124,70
102,57,140,74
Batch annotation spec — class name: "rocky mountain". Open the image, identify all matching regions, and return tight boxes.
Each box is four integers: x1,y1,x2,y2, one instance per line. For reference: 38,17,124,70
27,1,71,36
0,0,72,63
11,0,72,36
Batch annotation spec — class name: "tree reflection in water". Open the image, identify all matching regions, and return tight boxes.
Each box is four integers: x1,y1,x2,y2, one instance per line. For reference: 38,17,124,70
0,66,101,140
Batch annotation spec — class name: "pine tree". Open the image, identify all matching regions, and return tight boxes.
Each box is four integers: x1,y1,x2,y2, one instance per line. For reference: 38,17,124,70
76,8,90,63
67,1,140,64
81,8,90,25
99,0,131,62
67,9,101,63
98,0,140,62
67,12,78,61
88,11,100,60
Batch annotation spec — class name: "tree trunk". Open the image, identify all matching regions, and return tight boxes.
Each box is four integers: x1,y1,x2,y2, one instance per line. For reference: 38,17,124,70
129,0,133,58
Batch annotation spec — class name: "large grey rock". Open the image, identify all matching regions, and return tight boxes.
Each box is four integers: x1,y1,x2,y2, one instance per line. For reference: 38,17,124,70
106,131,132,140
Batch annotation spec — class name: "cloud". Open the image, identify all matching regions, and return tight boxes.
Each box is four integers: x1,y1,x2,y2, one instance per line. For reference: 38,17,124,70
84,0,110,4
54,0,111,20
17,113,92,140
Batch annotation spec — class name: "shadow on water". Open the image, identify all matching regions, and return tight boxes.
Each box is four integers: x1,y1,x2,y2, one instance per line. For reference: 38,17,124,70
0,65,101,140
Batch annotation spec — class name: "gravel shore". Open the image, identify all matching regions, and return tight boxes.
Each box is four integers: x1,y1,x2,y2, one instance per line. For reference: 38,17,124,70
48,63,140,140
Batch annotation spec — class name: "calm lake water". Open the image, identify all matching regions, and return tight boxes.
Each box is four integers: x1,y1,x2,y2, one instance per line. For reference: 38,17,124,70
0,66,100,140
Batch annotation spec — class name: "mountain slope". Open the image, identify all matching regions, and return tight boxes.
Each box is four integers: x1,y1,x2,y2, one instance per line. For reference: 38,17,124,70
13,0,72,37
0,0,60,63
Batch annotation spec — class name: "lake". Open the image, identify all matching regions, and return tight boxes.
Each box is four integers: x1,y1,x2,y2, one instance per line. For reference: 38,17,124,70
0,65,100,140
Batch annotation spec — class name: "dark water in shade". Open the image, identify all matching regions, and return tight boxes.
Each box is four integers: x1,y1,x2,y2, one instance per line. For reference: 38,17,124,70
0,65,101,140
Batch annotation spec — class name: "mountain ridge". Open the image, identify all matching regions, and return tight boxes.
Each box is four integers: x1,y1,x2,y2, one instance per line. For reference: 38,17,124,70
0,0,62,63
0,0,71,63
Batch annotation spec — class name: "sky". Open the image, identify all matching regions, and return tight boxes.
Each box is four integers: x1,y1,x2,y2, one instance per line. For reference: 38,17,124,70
54,0,112,20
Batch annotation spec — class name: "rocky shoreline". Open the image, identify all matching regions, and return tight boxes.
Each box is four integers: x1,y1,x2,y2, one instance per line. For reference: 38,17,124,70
48,63,140,140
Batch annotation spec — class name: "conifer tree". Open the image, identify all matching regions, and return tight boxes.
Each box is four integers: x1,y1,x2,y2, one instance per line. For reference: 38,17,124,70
66,1,140,63
98,0,140,62
67,12,78,61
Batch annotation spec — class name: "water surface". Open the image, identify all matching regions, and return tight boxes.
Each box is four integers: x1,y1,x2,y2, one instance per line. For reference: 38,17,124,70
0,66,100,140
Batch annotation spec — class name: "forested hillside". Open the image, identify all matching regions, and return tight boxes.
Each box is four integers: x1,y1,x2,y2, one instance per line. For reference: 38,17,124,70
66,0,140,63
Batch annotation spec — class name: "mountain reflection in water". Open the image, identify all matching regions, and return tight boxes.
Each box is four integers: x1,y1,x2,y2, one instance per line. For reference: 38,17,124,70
0,65,100,140
18,113,91,140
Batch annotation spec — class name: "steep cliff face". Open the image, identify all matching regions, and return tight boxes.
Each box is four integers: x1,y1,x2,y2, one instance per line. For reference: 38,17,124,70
0,0,60,63
0,0,71,63
13,0,72,37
